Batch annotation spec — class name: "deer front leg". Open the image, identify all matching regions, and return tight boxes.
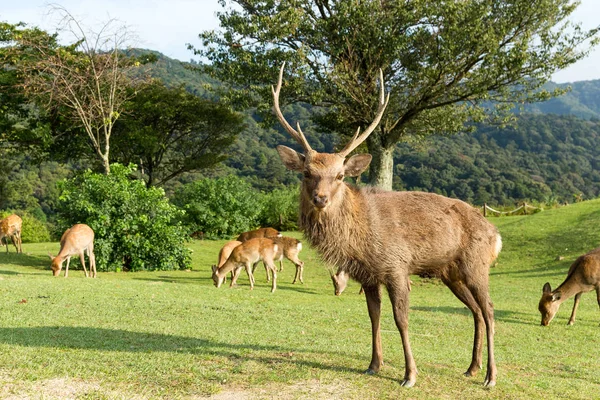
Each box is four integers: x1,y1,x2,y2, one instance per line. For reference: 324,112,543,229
363,284,384,375
230,266,243,287
387,280,417,388
244,262,255,290
568,293,582,325
64,256,71,277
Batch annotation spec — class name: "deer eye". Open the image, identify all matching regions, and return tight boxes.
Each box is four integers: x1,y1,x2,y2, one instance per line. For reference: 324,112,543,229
303,171,311,179
336,173,344,181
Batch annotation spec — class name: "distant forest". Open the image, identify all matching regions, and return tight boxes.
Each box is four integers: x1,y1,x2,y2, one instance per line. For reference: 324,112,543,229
2,52,600,224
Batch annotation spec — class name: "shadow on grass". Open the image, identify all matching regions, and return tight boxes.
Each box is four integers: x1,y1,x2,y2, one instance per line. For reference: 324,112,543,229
0,252,51,273
412,306,537,326
0,326,391,379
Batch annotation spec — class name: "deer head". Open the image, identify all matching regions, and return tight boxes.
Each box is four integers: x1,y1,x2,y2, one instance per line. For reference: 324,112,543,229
211,264,225,288
273,63,389,212
538,282,562,326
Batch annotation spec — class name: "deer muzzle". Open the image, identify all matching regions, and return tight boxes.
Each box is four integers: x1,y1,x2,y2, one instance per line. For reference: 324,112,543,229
313,194,329,209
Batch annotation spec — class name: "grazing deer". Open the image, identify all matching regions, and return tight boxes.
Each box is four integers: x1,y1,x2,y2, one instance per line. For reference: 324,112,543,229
237,227,286,271
49,224,96,278
0,214,23,254
212,238,279,293
331,268,364,296
236,227,281,242
212,240,242,285
539,247,600,326
252,236,305,284
272,64,501,387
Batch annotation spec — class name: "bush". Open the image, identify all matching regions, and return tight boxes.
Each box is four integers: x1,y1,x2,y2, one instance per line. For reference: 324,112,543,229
0,210,51,243
172,176,264,239
258,186,299,231
56,164,190,272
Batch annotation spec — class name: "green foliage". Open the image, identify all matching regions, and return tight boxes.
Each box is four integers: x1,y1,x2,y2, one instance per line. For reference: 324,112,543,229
111,80,244,187
395,113,600,205
258,186,299,231
195,0,599,187
0,210,50,243
172,176,264,239
56,163,190,271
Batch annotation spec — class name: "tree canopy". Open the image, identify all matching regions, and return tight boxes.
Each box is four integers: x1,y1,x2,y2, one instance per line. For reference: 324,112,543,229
193,0,600,189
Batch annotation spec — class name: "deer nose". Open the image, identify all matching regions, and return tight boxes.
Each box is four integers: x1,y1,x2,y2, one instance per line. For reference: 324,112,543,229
313,194,329,208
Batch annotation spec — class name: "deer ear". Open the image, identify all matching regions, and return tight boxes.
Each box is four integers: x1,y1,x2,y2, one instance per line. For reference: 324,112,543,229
211,265,217,274
542,282,552,294
276,145,305,171
48,252,55,261
344,154,372,177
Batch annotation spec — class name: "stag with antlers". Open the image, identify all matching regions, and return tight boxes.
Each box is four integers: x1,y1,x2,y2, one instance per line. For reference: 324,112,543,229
272,64,501,387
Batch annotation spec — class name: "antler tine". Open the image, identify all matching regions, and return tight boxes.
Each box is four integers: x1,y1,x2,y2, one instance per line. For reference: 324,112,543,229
338,69,390,157
272,63,313,153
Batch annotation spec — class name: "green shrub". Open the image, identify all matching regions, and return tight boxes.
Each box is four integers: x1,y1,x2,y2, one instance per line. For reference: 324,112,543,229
172,176,264,239
258,186,299,231
56,164,190,271
0,210,51,243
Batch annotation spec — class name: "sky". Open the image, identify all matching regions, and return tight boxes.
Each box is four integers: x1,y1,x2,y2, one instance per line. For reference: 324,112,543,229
1,0,599,84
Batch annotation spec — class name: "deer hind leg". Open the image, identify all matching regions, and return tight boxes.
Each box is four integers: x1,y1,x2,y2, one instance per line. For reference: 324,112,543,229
10,235,19,253
568,293,582,325
17,231,22,253
79,250,89,278
466,280,496,387
387,279,417,388
442,276,484,377
244,262,255,290
265,259,277,293
362,284,384,375
88,245,97,278
292,261,304,284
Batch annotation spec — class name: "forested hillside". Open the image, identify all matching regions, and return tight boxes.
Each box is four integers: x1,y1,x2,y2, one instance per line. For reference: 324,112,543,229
3,52,600,223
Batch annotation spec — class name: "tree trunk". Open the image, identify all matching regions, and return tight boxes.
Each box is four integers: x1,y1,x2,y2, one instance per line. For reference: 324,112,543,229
366,132,394,190
102,156,111,175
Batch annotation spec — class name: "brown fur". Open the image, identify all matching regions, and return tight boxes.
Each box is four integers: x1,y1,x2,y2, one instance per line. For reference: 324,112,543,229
49,224,96,278
236,227,281,242
213,240,242,284
272,236,305,284
0,214,23,254
539,247,600,326
212,238,279,293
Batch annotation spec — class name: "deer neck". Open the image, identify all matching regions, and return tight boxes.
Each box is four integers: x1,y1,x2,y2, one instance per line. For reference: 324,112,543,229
554,276,583,302
300,184,372,270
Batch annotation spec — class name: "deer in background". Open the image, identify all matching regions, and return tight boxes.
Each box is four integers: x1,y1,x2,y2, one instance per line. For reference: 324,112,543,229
539,246,600,326
237,227,287,271
0,214,23,254
212,238,279,293
273,64,501,387
331,268,364,296
212,240,242,285
236,227,281,242
49,224,96,278
252,236,305,284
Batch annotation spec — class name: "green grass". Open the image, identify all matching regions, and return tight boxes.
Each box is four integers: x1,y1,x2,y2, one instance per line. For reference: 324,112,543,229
1,200,600,399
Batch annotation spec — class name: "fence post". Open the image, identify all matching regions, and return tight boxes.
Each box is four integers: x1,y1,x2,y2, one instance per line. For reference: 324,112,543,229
523,202,528,215
483,203,487,217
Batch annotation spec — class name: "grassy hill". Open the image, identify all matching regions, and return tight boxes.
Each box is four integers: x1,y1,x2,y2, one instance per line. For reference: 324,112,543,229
0,199,599,398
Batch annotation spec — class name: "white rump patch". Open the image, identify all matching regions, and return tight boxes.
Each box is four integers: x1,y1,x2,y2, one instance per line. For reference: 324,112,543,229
297,242,303,251
273,244,279,253
494,234,503,258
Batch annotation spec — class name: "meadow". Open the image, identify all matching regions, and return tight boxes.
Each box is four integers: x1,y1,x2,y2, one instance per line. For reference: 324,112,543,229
1,199,600,399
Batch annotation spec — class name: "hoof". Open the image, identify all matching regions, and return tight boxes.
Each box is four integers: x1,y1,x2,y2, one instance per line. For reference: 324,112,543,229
364,369,378,375
484,379,496,387
401,379,416,388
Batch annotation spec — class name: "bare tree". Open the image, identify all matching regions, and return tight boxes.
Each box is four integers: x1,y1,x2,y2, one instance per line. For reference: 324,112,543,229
8,5,147,174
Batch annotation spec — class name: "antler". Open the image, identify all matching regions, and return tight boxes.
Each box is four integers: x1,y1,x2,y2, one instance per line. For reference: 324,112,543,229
272,62,313,153
337,69,390,158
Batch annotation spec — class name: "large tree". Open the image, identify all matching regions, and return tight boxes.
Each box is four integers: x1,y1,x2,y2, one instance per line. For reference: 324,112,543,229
193,0,599,189
3,7,152,174
111,81,245,187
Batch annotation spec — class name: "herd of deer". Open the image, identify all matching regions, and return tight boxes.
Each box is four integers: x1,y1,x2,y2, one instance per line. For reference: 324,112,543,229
2,64,600,388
